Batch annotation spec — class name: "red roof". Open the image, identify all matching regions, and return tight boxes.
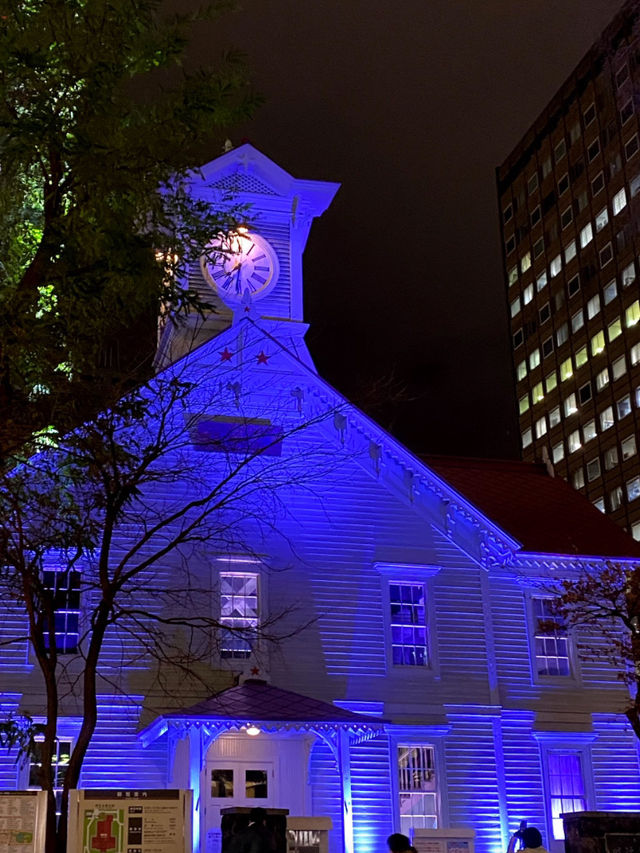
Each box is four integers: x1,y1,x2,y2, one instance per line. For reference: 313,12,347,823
423,456,640,559
165,679,383,725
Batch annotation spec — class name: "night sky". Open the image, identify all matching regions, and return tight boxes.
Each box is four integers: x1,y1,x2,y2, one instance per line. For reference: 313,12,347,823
187,0,620,458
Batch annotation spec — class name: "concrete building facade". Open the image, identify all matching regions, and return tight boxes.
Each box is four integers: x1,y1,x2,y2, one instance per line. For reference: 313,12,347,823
498,0,640,535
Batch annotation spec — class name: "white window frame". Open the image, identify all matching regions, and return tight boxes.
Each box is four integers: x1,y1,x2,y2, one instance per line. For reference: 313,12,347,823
591,171,604,195
215,558,264,665
595,206,608,232
534,734,596,847
613,187,627,215
604,446,619,470
568,430,581,453
579,222,593,248
376,563,442,675
527,595,579,685
622,435,637,460
586,457,601,483
387,726,450,835
625,133,639,161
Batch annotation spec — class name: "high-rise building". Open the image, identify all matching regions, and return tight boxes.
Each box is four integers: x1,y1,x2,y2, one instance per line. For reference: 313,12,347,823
498,0,640,537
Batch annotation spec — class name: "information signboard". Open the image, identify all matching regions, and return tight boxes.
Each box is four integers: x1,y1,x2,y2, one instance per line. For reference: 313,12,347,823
68,790,192,853
413,828,475,853
0,791,47,853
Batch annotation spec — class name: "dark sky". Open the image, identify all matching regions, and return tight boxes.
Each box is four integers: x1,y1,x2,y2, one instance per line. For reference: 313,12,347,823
187,0,620,458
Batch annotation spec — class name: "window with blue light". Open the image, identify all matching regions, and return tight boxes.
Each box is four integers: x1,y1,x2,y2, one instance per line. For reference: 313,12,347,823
219,572,259,659
42,570,80,654
389,583,428,666
398,745,438,834
547,751,586,839
532,597,571,677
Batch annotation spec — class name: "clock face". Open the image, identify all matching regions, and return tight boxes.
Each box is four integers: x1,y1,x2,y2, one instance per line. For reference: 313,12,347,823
200,230,279,304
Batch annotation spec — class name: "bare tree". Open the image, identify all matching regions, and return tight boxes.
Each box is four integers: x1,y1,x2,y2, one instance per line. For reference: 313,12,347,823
0,353,344,853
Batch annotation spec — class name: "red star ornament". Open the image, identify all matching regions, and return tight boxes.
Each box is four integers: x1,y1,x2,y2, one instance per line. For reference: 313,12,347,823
220,347,233,362
256,351,269,365
250,666,260,676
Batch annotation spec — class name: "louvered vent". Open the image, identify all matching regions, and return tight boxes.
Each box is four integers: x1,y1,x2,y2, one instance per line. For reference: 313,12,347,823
211,174,279,196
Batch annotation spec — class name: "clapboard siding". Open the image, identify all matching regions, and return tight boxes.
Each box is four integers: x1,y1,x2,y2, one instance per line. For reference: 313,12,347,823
592,716,640,810
487,572,629,716
500,711,547,836
444,715,504,853
310,739,344,853
0,604,29,671
80,700,166,789
349,735,394,853
0,695,21,788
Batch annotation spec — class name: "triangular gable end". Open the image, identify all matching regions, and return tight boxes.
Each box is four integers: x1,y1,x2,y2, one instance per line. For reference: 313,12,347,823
161,317,539,570
190,143,339,222
169,316,640,572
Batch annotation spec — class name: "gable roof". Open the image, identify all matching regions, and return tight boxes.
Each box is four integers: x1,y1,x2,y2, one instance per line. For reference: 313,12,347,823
423,455,640,559
190,143,339,217
170,317,640,565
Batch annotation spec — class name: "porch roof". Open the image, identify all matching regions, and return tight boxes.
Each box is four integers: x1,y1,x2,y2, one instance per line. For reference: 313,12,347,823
139,680,385,746
168,680,382,724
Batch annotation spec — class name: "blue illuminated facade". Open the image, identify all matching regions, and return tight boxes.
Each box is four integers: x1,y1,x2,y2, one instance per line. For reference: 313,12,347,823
2,146,640,853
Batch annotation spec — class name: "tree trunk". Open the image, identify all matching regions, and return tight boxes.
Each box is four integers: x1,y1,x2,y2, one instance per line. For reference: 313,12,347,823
56,601,112,853
626,702,640,741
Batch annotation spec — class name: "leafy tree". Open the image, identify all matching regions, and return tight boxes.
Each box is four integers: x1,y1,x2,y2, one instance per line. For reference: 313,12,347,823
0,2,294,851
0,0,260,458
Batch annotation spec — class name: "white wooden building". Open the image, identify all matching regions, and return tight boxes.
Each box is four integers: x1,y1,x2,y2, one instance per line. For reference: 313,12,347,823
2,145,640,853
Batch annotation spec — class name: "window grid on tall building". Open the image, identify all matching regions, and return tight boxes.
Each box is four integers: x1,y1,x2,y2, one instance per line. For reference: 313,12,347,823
500,43,640,541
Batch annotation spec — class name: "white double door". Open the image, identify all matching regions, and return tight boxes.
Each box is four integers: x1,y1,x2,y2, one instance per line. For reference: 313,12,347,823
202,732,312,853
204,737,277,853
207,758,275,811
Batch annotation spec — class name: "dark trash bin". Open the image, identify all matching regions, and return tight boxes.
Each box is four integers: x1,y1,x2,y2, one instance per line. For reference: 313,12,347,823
221,807,289,853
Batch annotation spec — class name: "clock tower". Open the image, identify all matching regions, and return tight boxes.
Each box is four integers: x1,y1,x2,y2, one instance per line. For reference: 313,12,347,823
156,144,339,369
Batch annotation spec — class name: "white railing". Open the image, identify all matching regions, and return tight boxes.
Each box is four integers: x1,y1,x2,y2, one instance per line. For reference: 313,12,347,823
287,817,333,853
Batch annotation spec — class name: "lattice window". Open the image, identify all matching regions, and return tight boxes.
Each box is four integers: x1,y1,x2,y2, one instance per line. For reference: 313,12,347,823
42,570,81,654
532,597,570,676
211,174,278,196
220,573,259,659
398,745,438,834
389,583,428,666
547,751,586,839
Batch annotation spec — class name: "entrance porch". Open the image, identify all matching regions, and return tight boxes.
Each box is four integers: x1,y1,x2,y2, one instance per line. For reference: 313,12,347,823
139,679,385,853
